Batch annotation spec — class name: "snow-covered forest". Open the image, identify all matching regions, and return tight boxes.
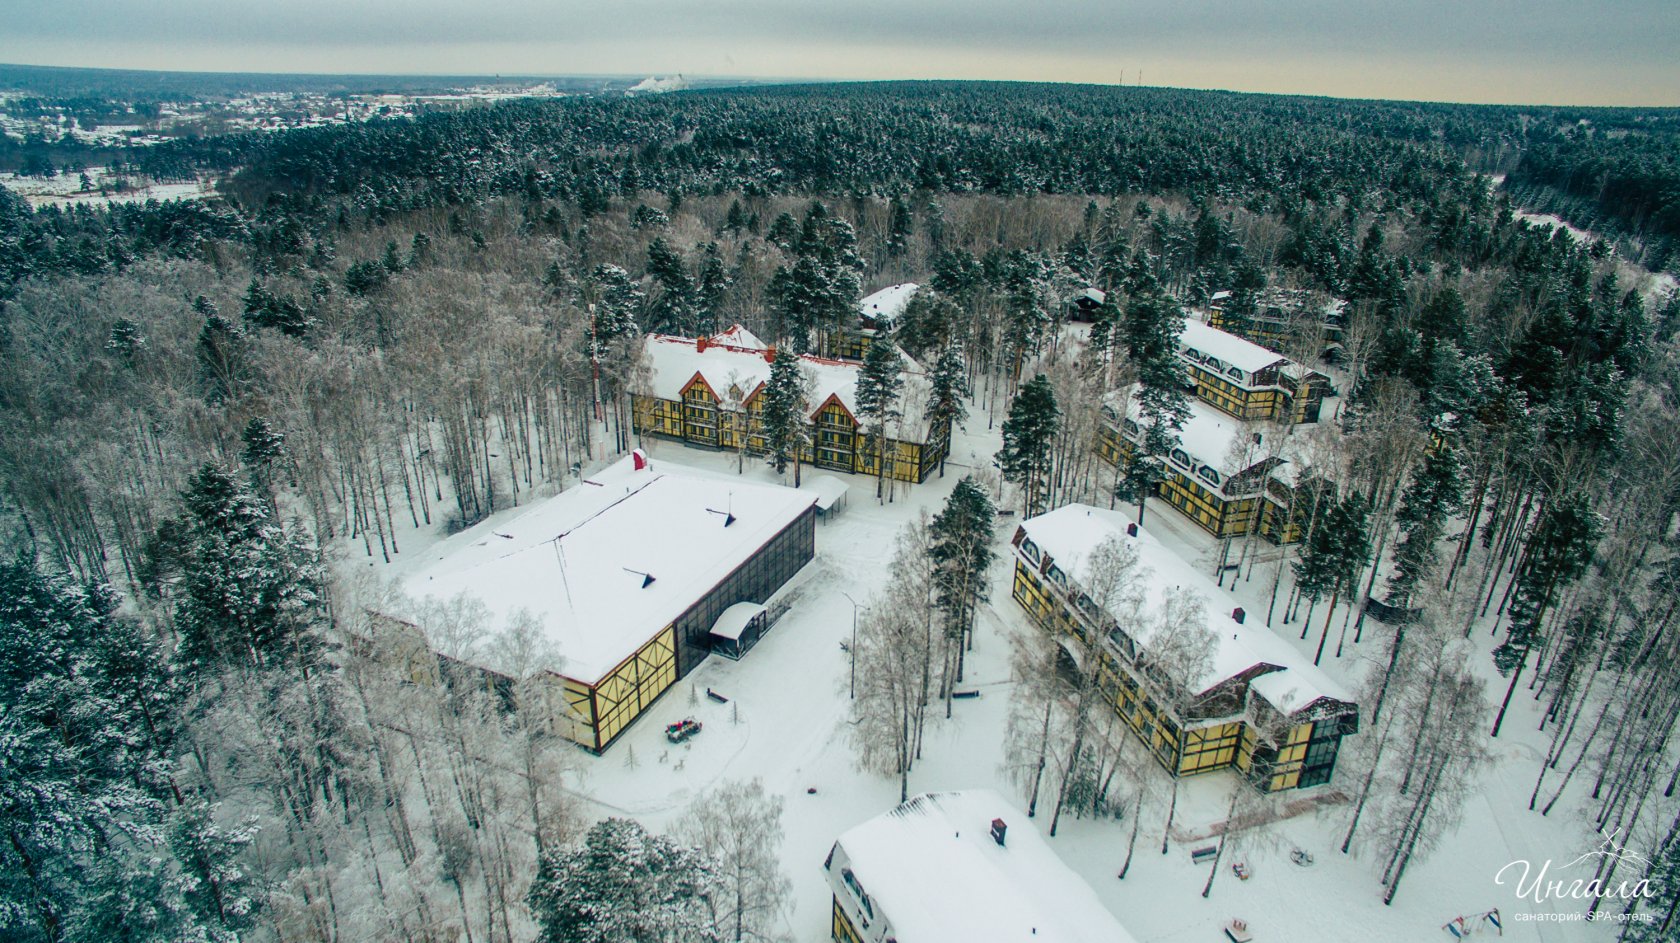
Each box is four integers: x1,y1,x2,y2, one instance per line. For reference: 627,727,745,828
3,78,1680,943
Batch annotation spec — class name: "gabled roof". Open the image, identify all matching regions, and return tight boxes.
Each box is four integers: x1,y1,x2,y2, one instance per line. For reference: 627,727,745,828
641,334,934,433
1015,504,1352,717
827,790,1139,943
1104,388,1269,481
1180,318,1290,376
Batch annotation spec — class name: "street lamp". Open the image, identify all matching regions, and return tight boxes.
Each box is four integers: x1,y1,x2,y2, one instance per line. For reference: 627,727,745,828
841,591,863,699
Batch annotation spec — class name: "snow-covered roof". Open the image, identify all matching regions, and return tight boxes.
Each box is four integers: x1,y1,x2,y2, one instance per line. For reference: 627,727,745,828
858,283,919,325
807,475,850,512
709,323,767,351
1016,505,1352,716
401,456,816,685
641,334,932,432
826,790,1140,943
1106,389,1264,480
709,602,766,642
1076,287,1107,305
1180,318,1289,377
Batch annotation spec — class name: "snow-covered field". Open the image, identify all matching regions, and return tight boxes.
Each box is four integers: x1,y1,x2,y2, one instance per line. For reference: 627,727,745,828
0,168,217,207
339,409,1625,942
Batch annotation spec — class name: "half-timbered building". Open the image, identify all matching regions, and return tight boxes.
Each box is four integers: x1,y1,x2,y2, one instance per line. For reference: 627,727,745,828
398,455,817,752
634,328,950,485
1010,506,1359,792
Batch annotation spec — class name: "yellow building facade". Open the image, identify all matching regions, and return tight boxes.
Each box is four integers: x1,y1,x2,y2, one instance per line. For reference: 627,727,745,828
1010,507,1358,793
634,333,950,485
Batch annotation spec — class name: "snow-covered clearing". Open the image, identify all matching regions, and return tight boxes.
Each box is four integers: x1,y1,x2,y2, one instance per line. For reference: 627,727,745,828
338,408,1625,942
1,168,217,207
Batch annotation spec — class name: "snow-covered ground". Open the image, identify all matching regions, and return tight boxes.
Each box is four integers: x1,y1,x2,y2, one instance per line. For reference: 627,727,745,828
338,407,1625,942
0,168,217,207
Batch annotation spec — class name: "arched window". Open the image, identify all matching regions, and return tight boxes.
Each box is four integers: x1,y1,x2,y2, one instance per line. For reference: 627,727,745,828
1169,448,1191,468
1020,539,1041,566
1046,564,1069,589
1227,366,1244,381
1198,466,1223,487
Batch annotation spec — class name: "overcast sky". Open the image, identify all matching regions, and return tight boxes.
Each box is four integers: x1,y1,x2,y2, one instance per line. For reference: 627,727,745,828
3,0,1676,106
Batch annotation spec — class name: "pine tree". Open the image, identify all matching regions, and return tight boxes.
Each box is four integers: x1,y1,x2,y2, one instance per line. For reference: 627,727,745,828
1386,444,1465,611
759,352,808,485
0,560,237,943
646,237,695,334
924,346,968,477
929,477,995,708
590,263,644,343
1292,492,1371,666
1115,285,1189,526
1490,488,1599,737
159,463,329,673
695,243,732,337
855,337,904,500
195,310,248,406
1002,252,1051,378
886,196,913,256
998,374,1060,516
528,818,720,943
241,417,286,507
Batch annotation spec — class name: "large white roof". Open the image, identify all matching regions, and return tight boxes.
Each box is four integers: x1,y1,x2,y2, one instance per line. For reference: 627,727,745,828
1180,317,1289,376
828,790,1139,943
1108,388,1264,480
401,457,816,685
858,283,919,325
1016,504,1351,715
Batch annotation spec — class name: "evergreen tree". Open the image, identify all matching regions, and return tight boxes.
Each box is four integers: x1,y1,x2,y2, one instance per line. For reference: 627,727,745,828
243,279,312,336
195,309,249,406
998,374,1060,516
240,417,286,509
694,243,732,337
645,238,696,335
0,560,239,943
1113,286,1189,525
759,352,808,485
590,263,644,343
886,196,913,256
924,346,968,477
855,337,904,500
528,817,719,943
929,476,995,701
1223,259,1265,337
1490,488,1599,737
159,463,329,673
105,318,146,366
1002,252,1052,378
1386,444,1464,611
1292,491,1371,666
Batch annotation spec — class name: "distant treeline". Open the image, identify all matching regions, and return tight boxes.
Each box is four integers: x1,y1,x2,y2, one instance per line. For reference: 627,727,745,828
2,80,1678,298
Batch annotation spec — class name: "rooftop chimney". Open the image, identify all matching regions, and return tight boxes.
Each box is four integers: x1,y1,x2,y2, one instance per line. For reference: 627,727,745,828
990,818,1007,847
1232,607,1246,624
